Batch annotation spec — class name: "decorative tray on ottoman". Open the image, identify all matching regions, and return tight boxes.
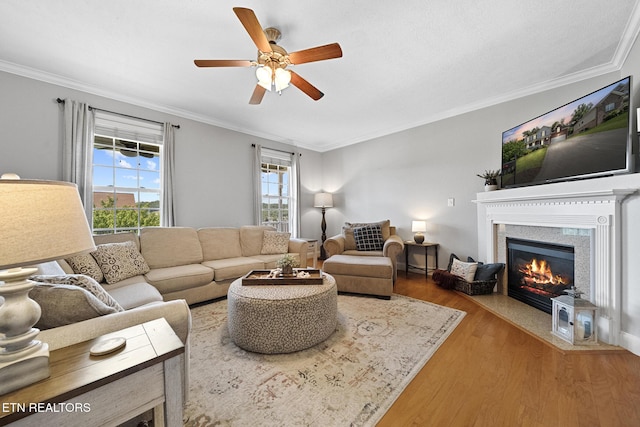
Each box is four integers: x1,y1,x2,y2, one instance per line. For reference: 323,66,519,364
242,269,324,285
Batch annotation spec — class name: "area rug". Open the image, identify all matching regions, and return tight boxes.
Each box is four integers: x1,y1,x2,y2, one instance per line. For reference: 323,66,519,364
182,294,465,427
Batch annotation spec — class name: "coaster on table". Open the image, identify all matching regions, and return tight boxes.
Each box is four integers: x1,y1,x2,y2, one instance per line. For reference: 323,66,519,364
90,337,126,356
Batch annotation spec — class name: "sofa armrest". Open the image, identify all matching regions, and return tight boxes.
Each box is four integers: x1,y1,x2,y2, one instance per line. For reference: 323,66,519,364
324,234,346,258
288,238,310,268
38,299,191,351
383,234,405,259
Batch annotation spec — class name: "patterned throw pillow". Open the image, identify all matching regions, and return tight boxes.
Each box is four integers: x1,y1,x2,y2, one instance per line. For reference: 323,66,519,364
30,274,124,312
91,241,150,284
450,258,478,282
353,225,384,251
261,231,291,255
65,253,104,283
29,282,121,330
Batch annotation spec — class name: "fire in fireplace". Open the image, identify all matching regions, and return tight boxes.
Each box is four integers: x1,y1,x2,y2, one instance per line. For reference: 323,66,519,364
506,238,575,314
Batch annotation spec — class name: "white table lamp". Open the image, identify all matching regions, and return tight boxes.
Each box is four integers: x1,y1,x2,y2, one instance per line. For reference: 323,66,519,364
412,221,427,244
0,176,96,394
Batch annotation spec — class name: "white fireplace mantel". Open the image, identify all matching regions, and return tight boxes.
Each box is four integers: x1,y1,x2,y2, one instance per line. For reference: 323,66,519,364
475,187,638,345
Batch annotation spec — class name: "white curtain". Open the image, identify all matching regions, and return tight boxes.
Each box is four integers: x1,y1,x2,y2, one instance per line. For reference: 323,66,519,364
291,151,301,237
162,123,176,226
252,144,263,225
62,99,94,222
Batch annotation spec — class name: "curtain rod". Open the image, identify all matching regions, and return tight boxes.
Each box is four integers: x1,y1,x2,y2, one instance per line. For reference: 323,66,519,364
251,143,301,156
56,98,180,129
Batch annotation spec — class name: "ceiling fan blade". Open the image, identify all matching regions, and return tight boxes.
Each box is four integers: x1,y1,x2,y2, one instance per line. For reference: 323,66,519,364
249,85,267,105
288,43,343,65
233,7,272,53
194,59,252,67
289,71,324,101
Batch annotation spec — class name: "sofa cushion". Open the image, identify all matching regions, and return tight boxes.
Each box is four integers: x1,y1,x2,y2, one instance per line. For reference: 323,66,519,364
92,241,151,284
30,274,124,312
106,282,163,309
144,263,214,294
65,253,104,283
353,225,384,251
343,220,391,250
198,227,243,260
29,282,122,330
240,225,275,257
261,231,291,254
450,258,478,282
202,257,264,281
140,227,203,269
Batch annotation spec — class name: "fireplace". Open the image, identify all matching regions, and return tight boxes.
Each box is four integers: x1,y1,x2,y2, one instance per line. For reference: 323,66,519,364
506,238,575,314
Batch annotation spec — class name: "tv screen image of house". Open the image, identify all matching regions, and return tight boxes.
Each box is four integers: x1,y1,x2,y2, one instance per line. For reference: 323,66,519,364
501,76,632,188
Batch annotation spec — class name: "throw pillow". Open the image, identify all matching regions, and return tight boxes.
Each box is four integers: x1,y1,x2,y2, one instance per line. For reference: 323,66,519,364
353,225,384,251
343,220,391,250
447,253,460,271
474,263,504,281
261,231,291,255
65,253,104,283
29,282,121,330
450,258,478,282
30,274,124,312
91,241,150,284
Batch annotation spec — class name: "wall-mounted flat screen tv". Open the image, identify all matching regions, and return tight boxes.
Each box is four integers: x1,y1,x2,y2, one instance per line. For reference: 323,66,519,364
501,76,632,188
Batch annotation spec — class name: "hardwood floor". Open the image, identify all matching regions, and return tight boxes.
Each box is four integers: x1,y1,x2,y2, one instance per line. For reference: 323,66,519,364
376,271,640,427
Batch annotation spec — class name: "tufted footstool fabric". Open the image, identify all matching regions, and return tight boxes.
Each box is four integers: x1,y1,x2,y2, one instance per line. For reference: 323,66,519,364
227,273,338,354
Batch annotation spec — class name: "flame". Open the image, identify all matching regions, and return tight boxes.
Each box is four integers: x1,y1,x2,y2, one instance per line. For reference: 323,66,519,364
519,258,568,286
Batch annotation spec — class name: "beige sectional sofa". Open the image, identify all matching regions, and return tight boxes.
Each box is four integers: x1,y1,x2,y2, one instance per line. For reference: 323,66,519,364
31,225,307,402
60,225,309,305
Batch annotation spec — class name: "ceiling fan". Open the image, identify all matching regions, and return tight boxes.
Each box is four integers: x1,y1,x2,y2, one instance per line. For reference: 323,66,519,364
194,7,342,104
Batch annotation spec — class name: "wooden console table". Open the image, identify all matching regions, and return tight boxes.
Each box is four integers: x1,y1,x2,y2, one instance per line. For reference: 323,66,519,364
405,241,439,278
0,318,184,427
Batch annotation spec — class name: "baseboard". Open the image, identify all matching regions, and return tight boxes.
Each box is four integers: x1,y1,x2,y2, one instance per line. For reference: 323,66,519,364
619,331,640,356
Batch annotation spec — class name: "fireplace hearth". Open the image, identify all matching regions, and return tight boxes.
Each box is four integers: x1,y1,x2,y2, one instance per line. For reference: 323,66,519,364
507,238,575,314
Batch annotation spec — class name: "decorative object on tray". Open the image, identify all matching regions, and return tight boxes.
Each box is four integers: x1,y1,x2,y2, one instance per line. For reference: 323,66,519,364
242,269,323,285
476,169,501,191
276,254,300,276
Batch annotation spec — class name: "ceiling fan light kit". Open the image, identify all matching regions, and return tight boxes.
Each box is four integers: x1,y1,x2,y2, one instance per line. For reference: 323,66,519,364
194,7,342,104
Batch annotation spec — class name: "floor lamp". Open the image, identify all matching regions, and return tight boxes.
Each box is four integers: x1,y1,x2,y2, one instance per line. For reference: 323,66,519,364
314,192,333,260
0,176,96,394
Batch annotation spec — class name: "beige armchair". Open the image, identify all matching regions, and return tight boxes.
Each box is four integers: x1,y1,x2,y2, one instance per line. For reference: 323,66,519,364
323,220,404,281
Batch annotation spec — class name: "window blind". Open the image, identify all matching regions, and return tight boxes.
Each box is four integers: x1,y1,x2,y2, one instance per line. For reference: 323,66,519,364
94,110,164,144
261,148,292,166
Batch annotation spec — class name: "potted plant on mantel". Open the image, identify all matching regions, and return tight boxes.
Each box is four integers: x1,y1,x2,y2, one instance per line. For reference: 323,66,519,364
276,254,300,276
477,169,501,191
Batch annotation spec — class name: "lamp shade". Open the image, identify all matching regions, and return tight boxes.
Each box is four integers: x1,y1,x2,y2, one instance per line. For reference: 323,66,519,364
314,192,334,208
412,221,427,233
0,179,96,269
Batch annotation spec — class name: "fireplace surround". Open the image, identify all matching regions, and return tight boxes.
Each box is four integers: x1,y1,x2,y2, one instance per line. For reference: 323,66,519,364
475,187,637,345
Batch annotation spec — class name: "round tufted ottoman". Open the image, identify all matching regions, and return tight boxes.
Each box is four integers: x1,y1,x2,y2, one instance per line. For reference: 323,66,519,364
227,273,338,354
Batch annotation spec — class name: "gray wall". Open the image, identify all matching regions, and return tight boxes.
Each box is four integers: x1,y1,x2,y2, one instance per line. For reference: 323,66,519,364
0,72,324,238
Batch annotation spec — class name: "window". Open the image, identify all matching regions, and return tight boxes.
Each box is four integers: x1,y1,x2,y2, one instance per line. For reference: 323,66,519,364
259,148,295,232
92,111,164,234
605,102,616,113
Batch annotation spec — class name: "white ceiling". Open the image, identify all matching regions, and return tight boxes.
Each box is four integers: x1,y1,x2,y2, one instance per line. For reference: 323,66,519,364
2,1,640,152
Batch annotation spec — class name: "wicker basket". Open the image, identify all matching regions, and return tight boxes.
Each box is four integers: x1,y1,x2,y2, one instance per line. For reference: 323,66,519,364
454,278,497,295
